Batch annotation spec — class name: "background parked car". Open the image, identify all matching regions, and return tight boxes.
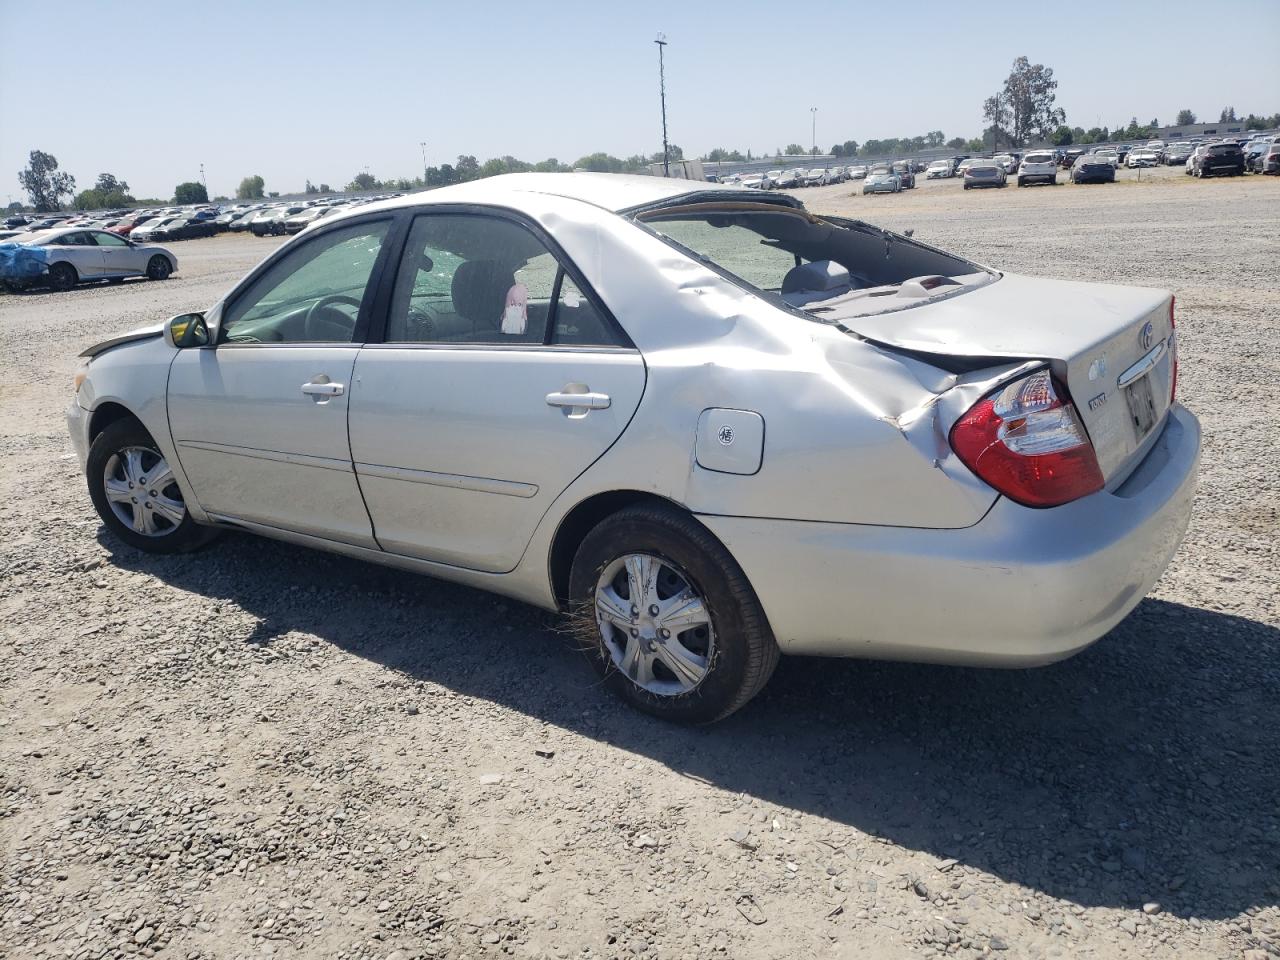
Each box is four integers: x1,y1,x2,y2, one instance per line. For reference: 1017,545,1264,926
847,164,868,180
1261,143,1280,175
862,164,902,194
1072,154,1117,184
283,206,340,234
803,168,827,187
926,159,954,179
1192,142,1245,178
1016,151,1058,186
1165,143,1194,165
1,226,175,292
1126,149,1159,168
890,160,916,188
963,160,1006,189
1243,141,1271,172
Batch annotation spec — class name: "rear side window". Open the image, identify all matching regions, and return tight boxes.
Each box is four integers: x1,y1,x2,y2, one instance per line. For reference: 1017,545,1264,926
385,213,625,348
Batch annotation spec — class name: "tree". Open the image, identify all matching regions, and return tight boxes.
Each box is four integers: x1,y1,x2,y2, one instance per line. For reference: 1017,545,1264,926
532,158,570,173
346,172,378,191
1175,109,1197,125
572,152,624,173
1219,106,1237,122
946,137,967,150
318,183,331,193
1051,125,1073,146
173,181,208,204
986,57,1065,147
455,155,480,180
5,201,23,214
18,150,76,212
784,143,805,156
74,189,105,210
94,173,128,195
236,175,265,199
965,138,985,153
304,180,318,194
982,94,1011,149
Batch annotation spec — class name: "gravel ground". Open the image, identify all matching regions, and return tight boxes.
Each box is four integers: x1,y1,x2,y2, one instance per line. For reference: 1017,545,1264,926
2,169,1278,960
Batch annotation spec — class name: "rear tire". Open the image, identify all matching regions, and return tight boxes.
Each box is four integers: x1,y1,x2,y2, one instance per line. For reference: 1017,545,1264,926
48,262,77,292
146,255,172,281
568,504,779,723
86,418,217,554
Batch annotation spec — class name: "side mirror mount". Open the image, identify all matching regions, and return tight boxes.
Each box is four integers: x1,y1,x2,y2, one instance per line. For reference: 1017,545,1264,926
164,313,210,349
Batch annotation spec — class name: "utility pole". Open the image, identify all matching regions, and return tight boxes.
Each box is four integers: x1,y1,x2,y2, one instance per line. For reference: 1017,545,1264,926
810,107,817,155
655,34,669,177
199,163,207,196
420,142,428,186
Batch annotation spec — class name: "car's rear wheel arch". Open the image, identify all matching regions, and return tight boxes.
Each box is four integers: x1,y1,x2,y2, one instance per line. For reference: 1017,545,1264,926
550,490,700,608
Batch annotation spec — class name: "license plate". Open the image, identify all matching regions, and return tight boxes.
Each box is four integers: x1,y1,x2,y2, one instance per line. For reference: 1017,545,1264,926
1124,372,1158,438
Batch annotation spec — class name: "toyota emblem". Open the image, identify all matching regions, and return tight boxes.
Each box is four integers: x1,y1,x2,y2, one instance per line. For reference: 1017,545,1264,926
1140,321,1153,351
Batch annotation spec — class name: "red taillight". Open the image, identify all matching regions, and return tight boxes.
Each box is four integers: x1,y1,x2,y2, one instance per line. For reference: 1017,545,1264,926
950,369,1104,508
1168,296,1178,402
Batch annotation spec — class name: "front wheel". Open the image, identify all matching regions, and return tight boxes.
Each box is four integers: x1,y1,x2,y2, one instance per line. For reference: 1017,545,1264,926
86,418,216,553
146,255,172,280
568,504,779,723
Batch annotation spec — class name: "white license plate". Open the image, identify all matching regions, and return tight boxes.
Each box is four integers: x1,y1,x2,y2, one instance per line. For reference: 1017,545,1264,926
1124,372,1159,438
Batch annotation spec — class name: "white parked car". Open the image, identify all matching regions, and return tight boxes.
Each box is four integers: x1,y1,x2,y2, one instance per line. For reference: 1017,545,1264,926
1016,152,1058,186
926,160,954,179
1127,149,1159,168
1093,148,1120,168
67,173,1199,722
0,226,176,292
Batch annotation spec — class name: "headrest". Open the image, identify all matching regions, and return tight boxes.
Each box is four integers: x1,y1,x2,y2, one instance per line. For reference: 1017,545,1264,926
781,259,851,295
451,260,514,328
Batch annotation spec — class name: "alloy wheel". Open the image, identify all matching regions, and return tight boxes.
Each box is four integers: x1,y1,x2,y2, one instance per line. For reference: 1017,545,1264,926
102,445,186,537
594,553,715,696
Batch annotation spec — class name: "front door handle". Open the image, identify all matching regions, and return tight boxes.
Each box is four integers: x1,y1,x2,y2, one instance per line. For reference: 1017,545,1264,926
546,391,610,410
301,381,344,397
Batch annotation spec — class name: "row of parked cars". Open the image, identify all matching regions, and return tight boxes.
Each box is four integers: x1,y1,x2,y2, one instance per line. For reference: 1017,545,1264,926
1,193,405,248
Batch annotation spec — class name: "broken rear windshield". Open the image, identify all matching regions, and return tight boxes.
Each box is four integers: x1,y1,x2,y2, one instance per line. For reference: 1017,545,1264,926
635,203,995,322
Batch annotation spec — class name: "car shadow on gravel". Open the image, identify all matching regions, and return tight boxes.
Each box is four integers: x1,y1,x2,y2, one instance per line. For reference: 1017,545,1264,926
100,527,1279,922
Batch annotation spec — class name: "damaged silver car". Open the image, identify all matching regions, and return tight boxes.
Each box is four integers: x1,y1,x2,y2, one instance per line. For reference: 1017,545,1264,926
67,173,1200,722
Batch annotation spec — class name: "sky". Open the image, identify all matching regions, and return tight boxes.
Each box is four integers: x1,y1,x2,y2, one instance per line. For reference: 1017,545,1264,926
2,0,1278,202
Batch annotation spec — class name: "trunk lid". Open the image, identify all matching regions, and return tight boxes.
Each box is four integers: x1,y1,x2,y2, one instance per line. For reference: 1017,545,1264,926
841,273,1175,484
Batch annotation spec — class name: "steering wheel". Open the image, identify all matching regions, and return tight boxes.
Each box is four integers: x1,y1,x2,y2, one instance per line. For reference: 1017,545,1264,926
304,295,363,341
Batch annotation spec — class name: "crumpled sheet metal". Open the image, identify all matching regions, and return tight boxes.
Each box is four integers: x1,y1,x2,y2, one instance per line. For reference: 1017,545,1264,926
504,192,1030,529
0,242,47,279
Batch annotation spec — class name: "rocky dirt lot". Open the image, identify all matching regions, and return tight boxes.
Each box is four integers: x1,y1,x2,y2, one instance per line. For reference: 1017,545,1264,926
2,169,1278,960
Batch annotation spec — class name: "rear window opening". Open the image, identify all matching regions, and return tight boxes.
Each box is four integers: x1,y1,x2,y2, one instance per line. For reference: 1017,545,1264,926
634,203,994,322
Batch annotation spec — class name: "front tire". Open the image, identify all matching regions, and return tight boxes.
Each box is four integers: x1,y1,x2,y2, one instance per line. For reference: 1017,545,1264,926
568,504,779,723
86,418,215,554
146,255,172,281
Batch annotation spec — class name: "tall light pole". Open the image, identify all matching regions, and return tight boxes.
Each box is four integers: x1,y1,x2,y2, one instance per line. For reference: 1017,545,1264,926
199,162,207,197
810,107,817,155
419,141,428,186
655,34,670,177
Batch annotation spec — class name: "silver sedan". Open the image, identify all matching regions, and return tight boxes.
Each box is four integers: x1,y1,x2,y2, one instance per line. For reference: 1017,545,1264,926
67,173,1199,722
1,226,176,292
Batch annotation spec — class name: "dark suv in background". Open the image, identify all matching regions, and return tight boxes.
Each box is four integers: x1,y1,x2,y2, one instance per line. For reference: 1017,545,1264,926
1192,142,1245,178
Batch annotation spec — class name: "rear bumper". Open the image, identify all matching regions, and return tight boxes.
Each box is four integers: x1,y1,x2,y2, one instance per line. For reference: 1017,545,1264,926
701,404,1200,666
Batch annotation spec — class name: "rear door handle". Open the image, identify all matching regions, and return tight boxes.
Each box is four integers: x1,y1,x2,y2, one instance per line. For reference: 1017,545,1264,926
546,391,610,410
301,381,344,397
